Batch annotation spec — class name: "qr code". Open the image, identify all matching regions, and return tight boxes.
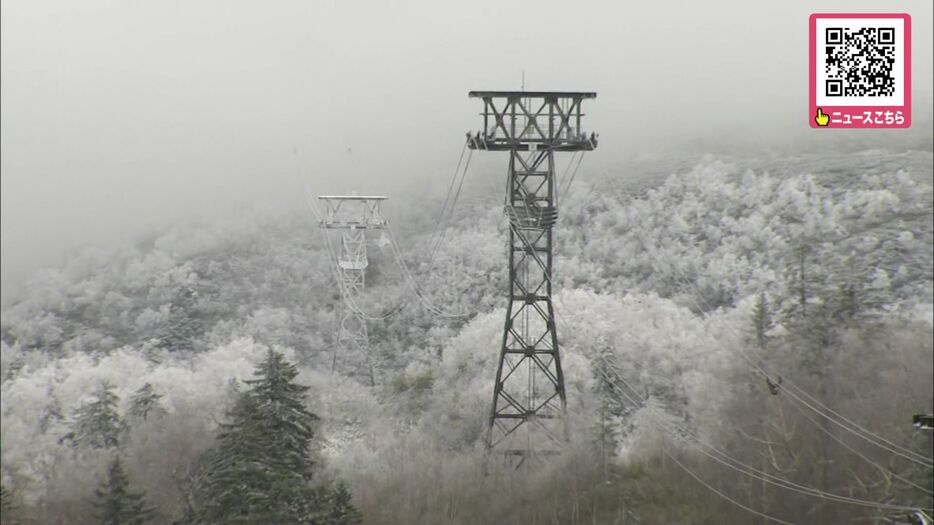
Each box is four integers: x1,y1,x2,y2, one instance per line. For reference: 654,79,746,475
824,27,896,97
810,14,910,127
814,16,906,107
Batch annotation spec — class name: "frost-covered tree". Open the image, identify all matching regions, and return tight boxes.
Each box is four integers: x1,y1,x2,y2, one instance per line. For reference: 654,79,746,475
243,349,321,477
194,349,324,524
71,381,125,449
325,481,362,525
158,287,202,353
128,383,163,421
589,344,629,481
0,151,929,523
93,455,155,525
40,393,65,434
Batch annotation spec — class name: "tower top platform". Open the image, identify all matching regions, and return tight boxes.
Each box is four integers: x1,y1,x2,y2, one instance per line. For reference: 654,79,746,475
467,90,598,151
318,195,388,230
468,91,596,99
318,195,388,201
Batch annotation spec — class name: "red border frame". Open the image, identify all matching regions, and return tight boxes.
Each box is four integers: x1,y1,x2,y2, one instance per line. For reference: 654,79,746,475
809,13,911,129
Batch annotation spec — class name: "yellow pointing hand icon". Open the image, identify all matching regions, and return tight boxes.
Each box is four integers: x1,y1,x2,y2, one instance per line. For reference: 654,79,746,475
815,108,830,127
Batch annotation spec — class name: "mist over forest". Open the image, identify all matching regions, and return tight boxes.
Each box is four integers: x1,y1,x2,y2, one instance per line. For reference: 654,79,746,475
2,145,932,523
2,1,933,524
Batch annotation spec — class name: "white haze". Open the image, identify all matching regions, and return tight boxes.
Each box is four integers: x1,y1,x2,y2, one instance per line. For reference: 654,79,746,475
2,0,932,303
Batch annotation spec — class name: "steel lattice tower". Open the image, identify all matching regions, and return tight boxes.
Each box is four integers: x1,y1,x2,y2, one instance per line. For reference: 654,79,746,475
319,195,388,386
467,91,597,462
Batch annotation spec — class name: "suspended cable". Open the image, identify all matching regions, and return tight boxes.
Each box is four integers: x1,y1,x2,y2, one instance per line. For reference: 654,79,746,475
662,447,799,525
429,147,474,267
773,377,933,469
783,379,934,466
427,139,469,262
555,151,580,206
565,306,931,511
639,234,934,468
559,151,586,201
384,224,471,319
592,356,931,512
780,388,933,495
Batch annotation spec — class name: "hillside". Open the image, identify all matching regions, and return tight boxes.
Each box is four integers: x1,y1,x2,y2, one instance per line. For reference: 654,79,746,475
2,148,932,524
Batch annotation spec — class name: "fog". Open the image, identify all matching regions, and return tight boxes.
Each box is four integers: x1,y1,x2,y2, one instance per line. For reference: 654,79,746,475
2,0,932,303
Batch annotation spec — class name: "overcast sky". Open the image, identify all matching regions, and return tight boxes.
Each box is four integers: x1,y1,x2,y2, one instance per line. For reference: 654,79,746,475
2,0,932,303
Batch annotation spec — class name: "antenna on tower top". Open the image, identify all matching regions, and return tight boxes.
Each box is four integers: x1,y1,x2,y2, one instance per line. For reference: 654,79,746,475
521,70,525,91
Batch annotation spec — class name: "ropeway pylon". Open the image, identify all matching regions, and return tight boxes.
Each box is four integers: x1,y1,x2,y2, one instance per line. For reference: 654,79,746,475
318,195,388,386
466,90,598,464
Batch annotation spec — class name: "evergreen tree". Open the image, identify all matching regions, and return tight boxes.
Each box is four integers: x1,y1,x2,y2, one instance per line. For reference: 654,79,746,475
128,383,164,421
828,281,861,324
196,391,267,522
93,455,156,525
195,349,324,524
1,484,17,524
243,350,319,478
325,482,362,525
159,287,202,353
4,355,24,380
72,381,125,449
39,393,65,434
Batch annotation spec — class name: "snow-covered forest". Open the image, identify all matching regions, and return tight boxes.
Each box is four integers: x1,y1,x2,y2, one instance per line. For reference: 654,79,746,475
1,147,932,524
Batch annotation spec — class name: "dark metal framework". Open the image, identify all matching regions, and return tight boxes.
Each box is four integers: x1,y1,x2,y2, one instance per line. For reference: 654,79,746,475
467,91,597,462
319,196,388,386
467,91,597,152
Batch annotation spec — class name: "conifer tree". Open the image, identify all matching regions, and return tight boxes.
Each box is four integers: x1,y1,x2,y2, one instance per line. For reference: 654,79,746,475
159,287,202,353
325,482,362,525
72,381,125,449
40,393,65,434
1,484,17,523
93,455,155,525
243,349,319,478
195,349,324,524
128,383,163,421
